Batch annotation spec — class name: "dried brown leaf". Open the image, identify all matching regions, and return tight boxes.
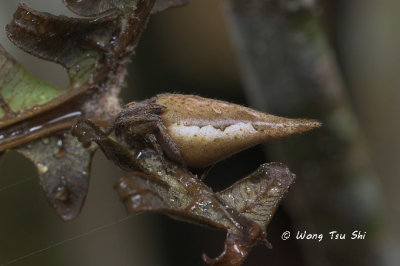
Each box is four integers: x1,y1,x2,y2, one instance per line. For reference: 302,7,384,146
16,133,96,220
115,170,241,231
0,0,155,220
114,160,296,265
2,0,152,133
218,162,296,229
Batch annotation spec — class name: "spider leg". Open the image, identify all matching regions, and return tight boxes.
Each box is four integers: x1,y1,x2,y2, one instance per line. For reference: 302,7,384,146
145,131,164,156
114,110,185,166
131,121,180,167
191,165,215,180
71,118,107,148
115,102,165,126
155,122,186,166
71,118,144,171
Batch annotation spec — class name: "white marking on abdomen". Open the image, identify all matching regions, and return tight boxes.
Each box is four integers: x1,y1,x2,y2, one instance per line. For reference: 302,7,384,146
168,122,258,141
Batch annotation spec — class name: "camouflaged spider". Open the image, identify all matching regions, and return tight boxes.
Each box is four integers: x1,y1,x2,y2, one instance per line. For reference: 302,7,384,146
72,93,320,171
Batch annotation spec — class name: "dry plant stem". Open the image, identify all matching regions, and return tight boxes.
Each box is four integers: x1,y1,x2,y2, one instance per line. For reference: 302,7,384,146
226,0,384,265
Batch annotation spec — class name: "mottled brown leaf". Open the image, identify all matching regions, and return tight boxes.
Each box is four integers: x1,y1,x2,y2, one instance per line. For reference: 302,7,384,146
0,0,155,221
116,171,169,212
115,162,293,265
0,4,117,130
1,0,153,149
115,169,243,232
6,4,119,88
2,0,153,131
16,133,96,221
218,162,296,229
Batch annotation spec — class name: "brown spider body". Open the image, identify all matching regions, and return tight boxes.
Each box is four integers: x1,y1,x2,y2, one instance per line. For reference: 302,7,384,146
112,93,320,168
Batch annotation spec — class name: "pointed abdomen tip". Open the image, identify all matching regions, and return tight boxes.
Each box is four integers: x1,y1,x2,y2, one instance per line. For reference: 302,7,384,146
304,119,322,129
290,119,322,134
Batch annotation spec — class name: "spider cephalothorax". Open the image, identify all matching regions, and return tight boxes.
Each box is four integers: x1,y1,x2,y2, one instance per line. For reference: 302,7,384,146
111,98,184,165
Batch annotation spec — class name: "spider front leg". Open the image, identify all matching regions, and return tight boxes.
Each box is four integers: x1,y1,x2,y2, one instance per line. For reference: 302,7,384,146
131,120,186,168
154,121,186,166
71,118,144,171
71,118,108,148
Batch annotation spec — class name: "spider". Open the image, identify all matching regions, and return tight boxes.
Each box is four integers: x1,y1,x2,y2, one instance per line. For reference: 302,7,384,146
72,93,320,170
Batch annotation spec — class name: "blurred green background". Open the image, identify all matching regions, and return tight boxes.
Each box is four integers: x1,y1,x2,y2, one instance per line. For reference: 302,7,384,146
0,0,399,265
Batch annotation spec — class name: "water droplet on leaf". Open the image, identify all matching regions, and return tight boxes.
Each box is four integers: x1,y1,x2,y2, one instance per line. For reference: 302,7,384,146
53,185,69,201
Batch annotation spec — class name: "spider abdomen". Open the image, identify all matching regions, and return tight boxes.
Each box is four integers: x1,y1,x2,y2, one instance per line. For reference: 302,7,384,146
152,94,320,167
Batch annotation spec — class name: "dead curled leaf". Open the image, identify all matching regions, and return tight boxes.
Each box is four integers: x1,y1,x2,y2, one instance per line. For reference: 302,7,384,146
2,5,117,128
17,134,96,221
115,160,295,265
0,0,157,220
218,162,296,229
